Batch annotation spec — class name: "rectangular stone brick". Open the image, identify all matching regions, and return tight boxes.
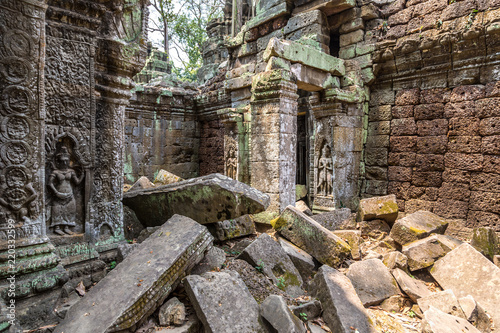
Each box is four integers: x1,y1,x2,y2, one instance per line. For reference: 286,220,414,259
470,191,500,214
448,117,479,136
365,148,388,166
483,155,500,174
412,171,442,187
366,135,390,148
417,136,447,154
405,199,435,214
340,29,365,47
390,136,417,152
433,198,469,219
368,121,391,135
414,154,445,171
438,182,471,201
366,166,388,180
482,136,500,154
388,152,416,166
419,88,451,104
467,210,500,231
479,117,500,136
476,97,500,118
364,179,389,195
444,153,483,171
442,168,471,184
392,105,414,119
388,166,412,181
417,119,448,136
470,172,500,193
388,181,411,200
447,136,482,153
370,89,395,106
450,85,486,102
414,103,445,120
391,118,417,136
444,101,475,118
395,88,420,106
369,105,392,121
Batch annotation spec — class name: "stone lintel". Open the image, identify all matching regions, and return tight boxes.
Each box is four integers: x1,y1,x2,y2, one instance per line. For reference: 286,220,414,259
293,0,356,16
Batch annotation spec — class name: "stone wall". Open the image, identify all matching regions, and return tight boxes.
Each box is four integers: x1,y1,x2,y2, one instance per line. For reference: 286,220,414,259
363,0,500,231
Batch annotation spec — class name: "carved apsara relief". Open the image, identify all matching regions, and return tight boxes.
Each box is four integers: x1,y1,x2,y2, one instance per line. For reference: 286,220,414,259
315,141,333,197
225,137,238,180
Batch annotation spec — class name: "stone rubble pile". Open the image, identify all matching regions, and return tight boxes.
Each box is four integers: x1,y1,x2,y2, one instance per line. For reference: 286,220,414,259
53,188,499,333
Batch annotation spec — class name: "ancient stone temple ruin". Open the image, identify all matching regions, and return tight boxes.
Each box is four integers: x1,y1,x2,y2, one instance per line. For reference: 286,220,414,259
0,0,499,331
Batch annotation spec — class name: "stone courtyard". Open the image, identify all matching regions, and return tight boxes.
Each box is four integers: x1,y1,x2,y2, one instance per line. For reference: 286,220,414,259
0,0,499,332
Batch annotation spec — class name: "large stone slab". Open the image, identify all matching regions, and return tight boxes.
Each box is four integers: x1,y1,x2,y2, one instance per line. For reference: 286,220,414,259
237,233,303,296
430,243,500,328
421,306,481,333
357,194,398,224
402,234,462,271
389,210,449,246
311,265,376,333
260,295,306,333
263,38,345,76
391,268,431,302
418,289,466,319
311,208,353,231
346,259,400,306
123,173,270,227
272,206,351,267
279,237,317,282
184,271,266,333
54,215,213,333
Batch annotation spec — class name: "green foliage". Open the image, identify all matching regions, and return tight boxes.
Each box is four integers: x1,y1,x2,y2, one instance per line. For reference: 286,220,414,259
407,310,416,318
109,261,117,270
299,312,308,322
255,260,265,273
276,276,286,290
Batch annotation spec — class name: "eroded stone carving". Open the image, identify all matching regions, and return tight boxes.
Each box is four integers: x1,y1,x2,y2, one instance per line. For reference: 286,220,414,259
225,138,238,180
316,143,333,197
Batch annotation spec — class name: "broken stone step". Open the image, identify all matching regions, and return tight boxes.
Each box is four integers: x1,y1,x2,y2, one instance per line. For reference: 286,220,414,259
54,215,213,333
271,206,351,267
260,295,306,333
123,173,270,227
402,234,462,271
389,210,449,246
311,265,376,333
184,271,267,333
421,306,481,333
430,243,500,329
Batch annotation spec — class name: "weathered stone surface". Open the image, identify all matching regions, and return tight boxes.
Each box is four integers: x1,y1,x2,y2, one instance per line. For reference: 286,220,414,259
359,219,391,238
296,185,308,201
207,215,256,241
402,234,462,271
421,306,481,333
128,176,155,192
380,295,406,313
430,243,500,328
346,259,400,306
458,295,492,333
191,246,226,275
333,230,362,260
383,251,408,271
159,297,186,327
154,169,184,186
290,300,323,321
260,295,306,333
272,206,351,267
392,268,431,302
123,173,270,226
54,215,213,333
293,0,356,16
311,265,375,333
311,208,353,230
358,194,399,224
237,233,303,296
471,227,500,260
155,314,201,332
279,238,317,282
123,205,144,240
263,38,345,76
185,271,266,333
390,210,449,246
295,200,313,216
291,63,331,91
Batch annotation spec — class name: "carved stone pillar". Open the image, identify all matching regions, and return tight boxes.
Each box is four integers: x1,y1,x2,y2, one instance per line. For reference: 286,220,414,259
250,69,298,220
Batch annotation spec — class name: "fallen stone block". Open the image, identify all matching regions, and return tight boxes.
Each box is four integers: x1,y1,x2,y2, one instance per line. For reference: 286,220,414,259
430,243,500,328
458,295,492,333
402,234,462,271
237,233,303,296
390,210,449,246
159,297,185,327
154,169,184,186
359,219,391,238
357,194,398,224
346,258,400,306
380,295,406,313
206,215,256,241
272,206,351,267
392,268,431,302
191,246,226,275
54,215,213,333
155,314,201,332
311,265,376,333
290,300,322,321
295,200,313,216
311,207,353,231
421,306,481,333
123,173,270,227
123,205,144,240
260,295,306,333
471,227,500,260
382,251,408,271
333,230,361,260
184,271,266,333
279,238,317,282
296,184,308,201
128,176,155,192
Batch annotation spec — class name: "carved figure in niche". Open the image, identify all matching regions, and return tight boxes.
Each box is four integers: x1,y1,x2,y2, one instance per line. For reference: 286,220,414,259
226,144,237,180
317,144,333,196
48,147,84,235
0,167,37,225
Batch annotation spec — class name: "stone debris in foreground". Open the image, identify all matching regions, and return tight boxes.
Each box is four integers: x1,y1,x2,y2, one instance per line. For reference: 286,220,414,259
237,233,303,296
206,215,256,241
123,173,270,226
430,243,500,328
346,258,400,306
158,297,186,327
260,295,306,333
417,289,466,319
311,207,352,230
272,206,351,267
421,306,481,333
391,268,431,303
128,175,155,192
390,210,449,246
184,271,266,333
357,194,398,224
402,234,462,271
154,169,184,185
470,227,500,260
54,215,213,333
279,237,317,282
311,265,376,333
458,295,492,333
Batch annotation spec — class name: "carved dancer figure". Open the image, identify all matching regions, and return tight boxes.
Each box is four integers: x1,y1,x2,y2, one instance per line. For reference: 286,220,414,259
48,147,84,235
317,144,333,196
226,144,237,180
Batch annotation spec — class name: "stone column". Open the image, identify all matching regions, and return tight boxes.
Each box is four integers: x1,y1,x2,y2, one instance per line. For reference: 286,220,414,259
250,69,298,220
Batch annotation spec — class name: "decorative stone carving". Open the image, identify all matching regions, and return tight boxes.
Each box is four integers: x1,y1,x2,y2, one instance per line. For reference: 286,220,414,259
225,138,238,180
316,143,333,197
